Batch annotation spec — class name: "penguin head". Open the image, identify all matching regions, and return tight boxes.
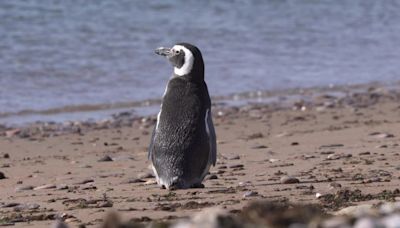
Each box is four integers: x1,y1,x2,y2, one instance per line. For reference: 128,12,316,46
155,43,204,81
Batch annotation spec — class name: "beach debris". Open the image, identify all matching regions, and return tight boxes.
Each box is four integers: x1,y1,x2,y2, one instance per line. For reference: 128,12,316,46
205,174,218,180
15,185,34,192
369,132,395,139
228,164,244,169
74,178,94,185
280,175,300,184
228,155,240,160
34,184,56,190
98,155,113,162
250,144,268,149
243,191,258,198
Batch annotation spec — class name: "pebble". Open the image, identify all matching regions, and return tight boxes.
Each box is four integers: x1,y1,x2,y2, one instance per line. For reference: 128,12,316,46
228,155,240,160
0,171,5,179
3,153,10,159
1,202,20,208
98,155,113,162
14,203,40,211
280,176,300,184
56,184,69,190
328,182,342,189
269,158,280,163
205,174,218,180
34,184,56,190
243,191,258,198
112,155,134,161
229,164,244,168
370,132,395,139
250,144,268,149
15,185,34,192
74,179,94,185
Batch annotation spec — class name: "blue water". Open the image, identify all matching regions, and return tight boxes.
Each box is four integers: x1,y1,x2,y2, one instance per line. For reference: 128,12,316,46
1,0,400,123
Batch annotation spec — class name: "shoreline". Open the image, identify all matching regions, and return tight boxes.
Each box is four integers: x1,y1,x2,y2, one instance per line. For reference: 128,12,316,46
0,81,400,227
1,80,399,127
1,80,399,129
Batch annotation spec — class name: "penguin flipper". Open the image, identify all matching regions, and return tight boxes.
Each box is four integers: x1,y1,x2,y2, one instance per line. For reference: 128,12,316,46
148,124,156,160
206,109,217,166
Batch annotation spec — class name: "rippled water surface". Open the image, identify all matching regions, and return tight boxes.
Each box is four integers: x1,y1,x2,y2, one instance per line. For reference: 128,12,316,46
1,0,400,122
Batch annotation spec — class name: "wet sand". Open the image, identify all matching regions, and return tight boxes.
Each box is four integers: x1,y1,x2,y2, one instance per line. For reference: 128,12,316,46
0,83,400,227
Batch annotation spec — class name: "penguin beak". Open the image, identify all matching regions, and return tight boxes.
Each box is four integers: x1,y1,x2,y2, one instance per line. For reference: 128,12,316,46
155,47,172,56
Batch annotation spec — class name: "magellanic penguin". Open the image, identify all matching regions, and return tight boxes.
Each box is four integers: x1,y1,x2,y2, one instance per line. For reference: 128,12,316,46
149,43,217,190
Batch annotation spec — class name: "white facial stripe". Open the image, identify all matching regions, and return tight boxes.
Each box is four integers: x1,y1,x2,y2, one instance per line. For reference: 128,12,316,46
172,45,194,76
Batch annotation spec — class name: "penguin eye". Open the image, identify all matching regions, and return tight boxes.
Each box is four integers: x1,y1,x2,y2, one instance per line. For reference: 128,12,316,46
175,50,180,54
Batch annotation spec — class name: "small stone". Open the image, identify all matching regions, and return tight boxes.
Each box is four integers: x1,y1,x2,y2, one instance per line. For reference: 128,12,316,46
328,182,342,189
250,144,268,149
98,155,113,162
370,132,395,139
280,176,300,184
243,191,258,198
56,184,68,190
80,185,97,190
121,178,146,184
228,155,240,160
269,158,280,163
14,203,40,211
34,184,56,190
74,179,94,185
97,201,113,208
3,153,10,159
15,185,34,192
229,164,244,169
206,174,218,180
0,171,5,179
112,155,134,161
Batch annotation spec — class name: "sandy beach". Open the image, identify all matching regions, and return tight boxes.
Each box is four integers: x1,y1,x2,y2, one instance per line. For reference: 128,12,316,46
1,83,400,227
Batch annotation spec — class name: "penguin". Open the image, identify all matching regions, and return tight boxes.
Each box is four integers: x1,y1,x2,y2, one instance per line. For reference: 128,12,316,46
148,43,217,190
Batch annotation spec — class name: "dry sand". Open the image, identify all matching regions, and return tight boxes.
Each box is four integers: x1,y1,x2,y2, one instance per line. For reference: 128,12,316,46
0,83,400,227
